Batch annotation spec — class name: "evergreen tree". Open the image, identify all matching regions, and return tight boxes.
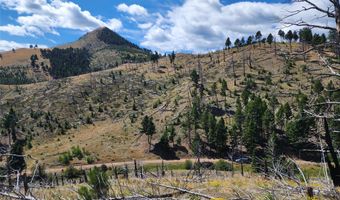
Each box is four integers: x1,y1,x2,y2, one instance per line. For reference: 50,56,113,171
312,33,323,45
293,31,299,42
247,36,253,45
321,33,327,44
283,102,292,122
234,38,241,48
225,37,231,49
312,79,324,94
215,118,228,153
211,82,218,106
276,104,285,129
285,30,294,52
240,37,245,46
235,97,244,132
168,125,176,146
190,69,199,87
278,30,285,42
262,109,274,140
207,113,217,146
87,167,109,198
3,108,18,142
168,51,176,70
296,91,308,116
141,116,156,150
286,117,314,146
243,96,266,152
220,79,228,106
266,33,273,47
160,128,170,146
299,28,313,51
7,139,26,173
255,31,262,46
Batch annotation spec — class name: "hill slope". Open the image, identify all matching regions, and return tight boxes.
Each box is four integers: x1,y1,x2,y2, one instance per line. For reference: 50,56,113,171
1,43,338,168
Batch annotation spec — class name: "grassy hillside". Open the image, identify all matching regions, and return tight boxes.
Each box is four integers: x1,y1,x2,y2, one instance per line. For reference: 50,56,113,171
1,42,338,169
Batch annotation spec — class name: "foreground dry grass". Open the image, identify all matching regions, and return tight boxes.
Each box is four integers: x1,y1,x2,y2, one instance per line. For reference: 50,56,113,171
27,170,337,200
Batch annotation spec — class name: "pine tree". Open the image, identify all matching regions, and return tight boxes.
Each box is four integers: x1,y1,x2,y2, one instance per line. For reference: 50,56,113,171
283,102,292,122
220,79,228,106
278,30,285,42
266,33,273,47
215,118,227,153
285,30,294,52
255,31,262,46
235,97,244,132
3,108,18,143
141,116,156,150
312,79,324,94
190,69,199,87
234,38,241,48
168,125,176,146
207,113,217,146
293,31,299,42
276,104,285,129
7,140,26,173
247,36,253,45
225,37,231,49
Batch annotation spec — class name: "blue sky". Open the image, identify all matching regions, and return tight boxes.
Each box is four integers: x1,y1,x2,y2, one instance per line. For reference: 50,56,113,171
0,0,334,52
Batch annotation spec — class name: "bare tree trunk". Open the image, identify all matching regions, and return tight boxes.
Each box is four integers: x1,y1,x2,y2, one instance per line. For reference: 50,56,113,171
232,52,236,86
323,118,340,186
335,1,340,58
242,51,246,77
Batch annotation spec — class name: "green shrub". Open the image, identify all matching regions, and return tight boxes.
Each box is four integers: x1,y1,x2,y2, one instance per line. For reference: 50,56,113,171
78,186,95,200
58,152,72,165
63,165,82,179
87,167,109,198
153,99,161,108
71,146,83,160
214,160,231,171
86,156,95,164
184,160,193,170
86,116,93,124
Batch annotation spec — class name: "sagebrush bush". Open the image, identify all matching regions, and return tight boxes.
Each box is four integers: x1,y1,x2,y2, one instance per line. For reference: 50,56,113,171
214,160,232,171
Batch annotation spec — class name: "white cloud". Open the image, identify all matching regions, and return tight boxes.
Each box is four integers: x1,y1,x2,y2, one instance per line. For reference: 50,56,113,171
0,40,48,52
0,0,122,37
106,18,123,31
117,3,148,16
138,22,153,29
141,0,335,52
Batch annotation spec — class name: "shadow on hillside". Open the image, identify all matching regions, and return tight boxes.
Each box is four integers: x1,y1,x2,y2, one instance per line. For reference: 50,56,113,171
151,143,188,160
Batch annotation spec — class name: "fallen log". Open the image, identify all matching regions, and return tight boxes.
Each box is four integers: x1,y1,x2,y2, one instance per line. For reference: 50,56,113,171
149,182,214,199
0,191,37,200
108,192,182,200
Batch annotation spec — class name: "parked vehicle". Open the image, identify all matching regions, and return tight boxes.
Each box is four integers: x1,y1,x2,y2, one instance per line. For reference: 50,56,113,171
235,157,251,164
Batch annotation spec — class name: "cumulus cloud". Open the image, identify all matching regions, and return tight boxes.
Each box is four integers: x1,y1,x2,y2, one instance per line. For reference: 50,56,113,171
0,40,48,51
140,0,335,52
117,3,148,16
0,0,122,37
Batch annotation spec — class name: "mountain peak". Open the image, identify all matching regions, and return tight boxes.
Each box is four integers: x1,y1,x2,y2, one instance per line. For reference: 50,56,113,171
59,26,142,52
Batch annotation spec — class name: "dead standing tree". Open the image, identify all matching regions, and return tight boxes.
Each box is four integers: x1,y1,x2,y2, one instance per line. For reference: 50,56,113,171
283,0,340,187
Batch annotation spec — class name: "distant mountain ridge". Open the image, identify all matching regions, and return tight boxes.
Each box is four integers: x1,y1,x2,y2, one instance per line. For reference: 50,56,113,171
0,26,151,83
59,27,145,53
